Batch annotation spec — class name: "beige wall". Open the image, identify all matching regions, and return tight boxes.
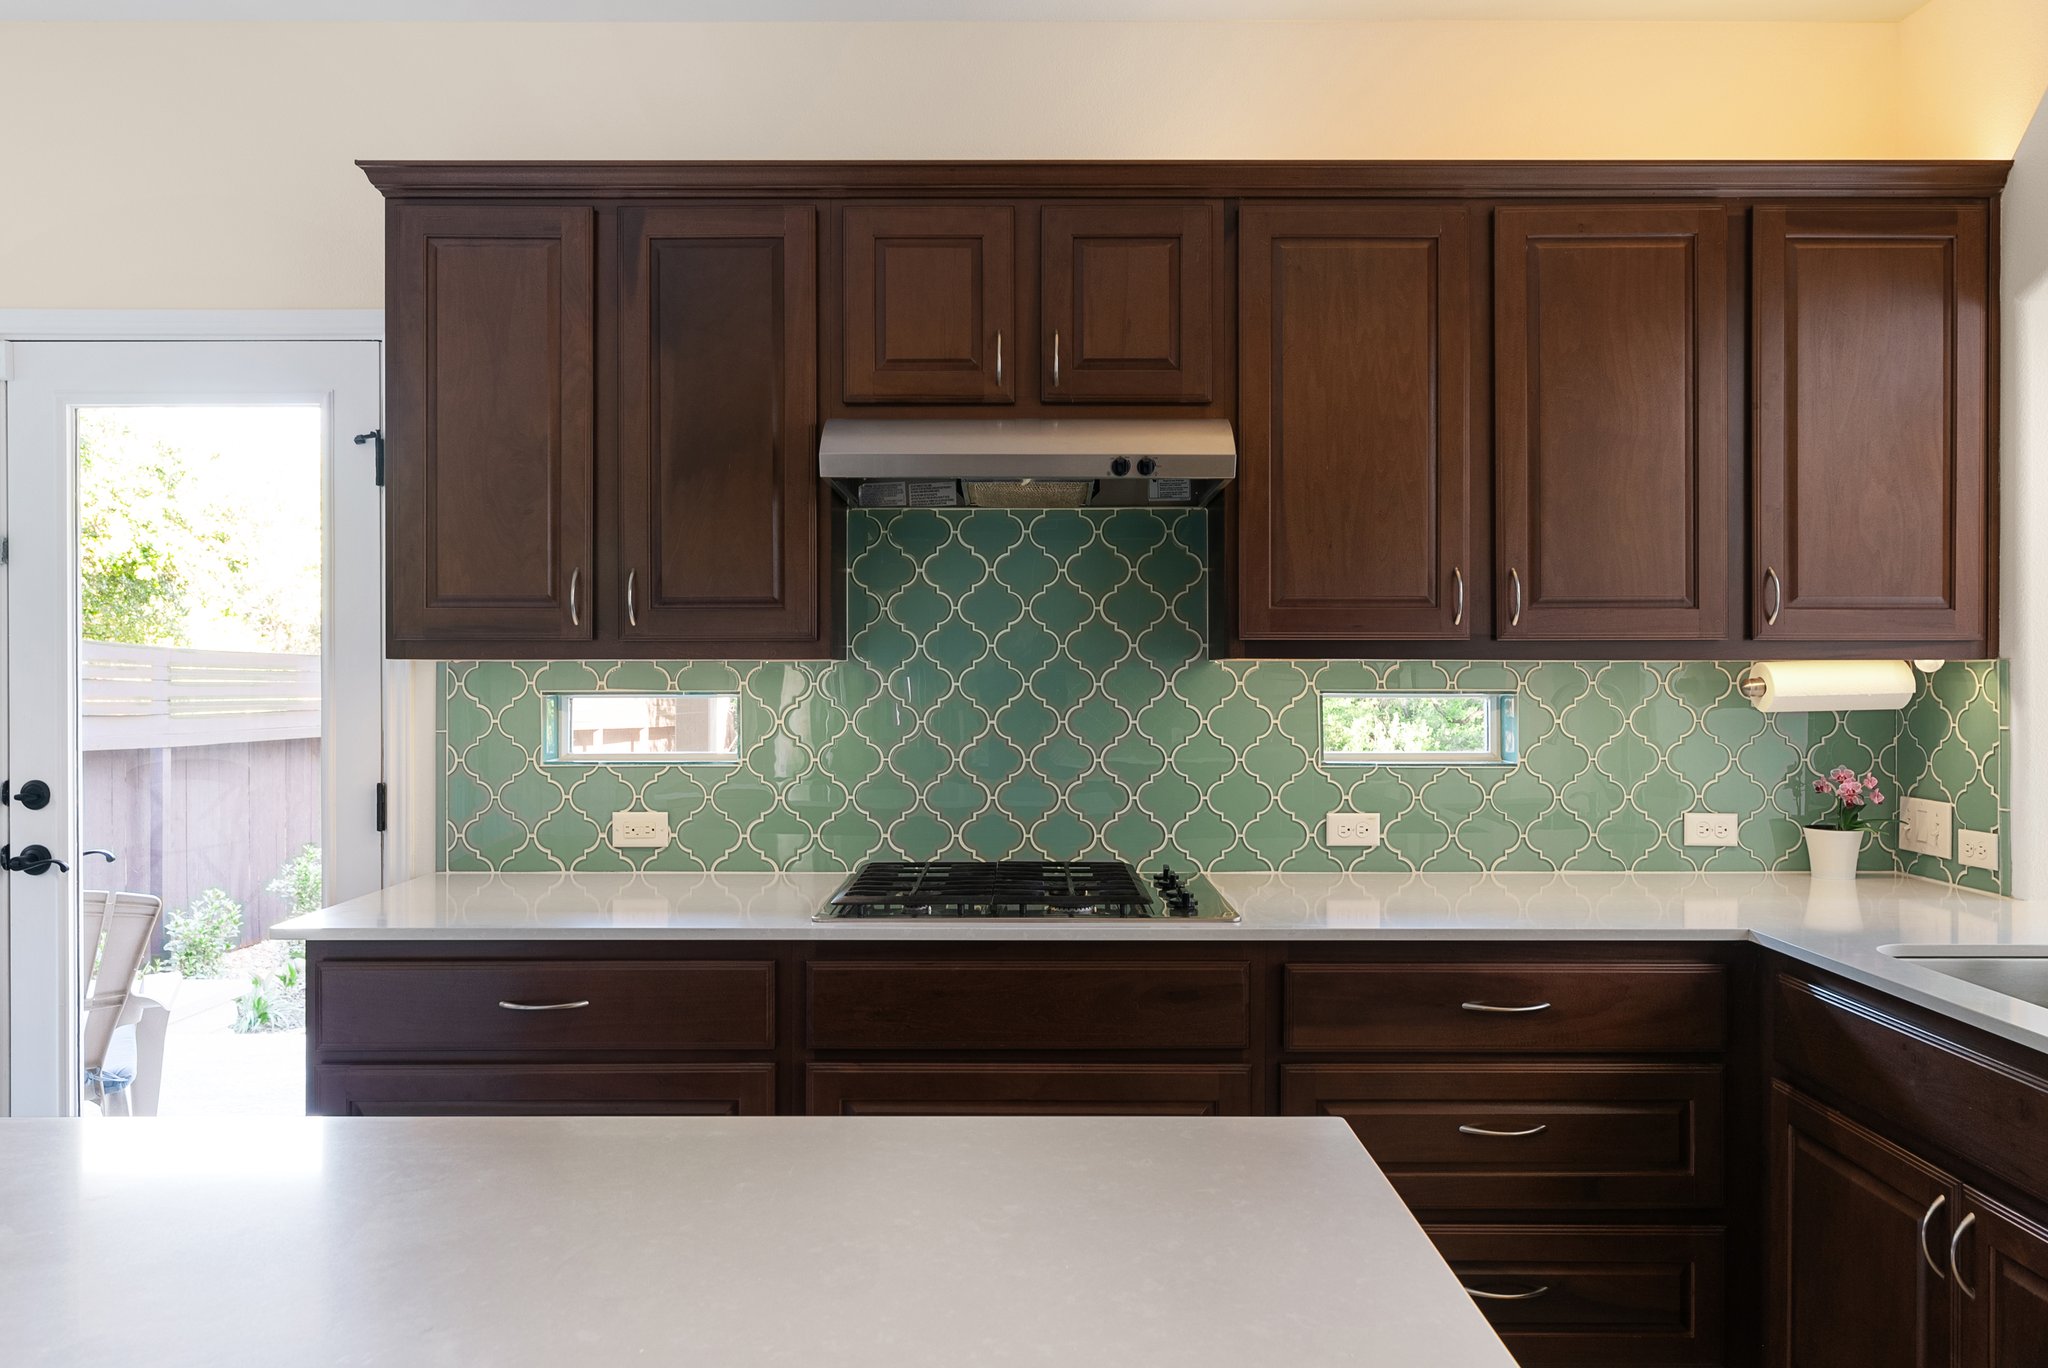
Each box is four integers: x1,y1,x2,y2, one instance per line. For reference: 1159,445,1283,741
1898,0,2048,158
1,19,1904,308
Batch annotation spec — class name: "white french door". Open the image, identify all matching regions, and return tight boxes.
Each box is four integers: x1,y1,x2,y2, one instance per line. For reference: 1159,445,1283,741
2,339,383,1116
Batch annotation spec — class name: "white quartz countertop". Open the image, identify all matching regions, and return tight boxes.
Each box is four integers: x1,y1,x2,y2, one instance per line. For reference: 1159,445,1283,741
272,869,2048,1056
0,1115,1513,1368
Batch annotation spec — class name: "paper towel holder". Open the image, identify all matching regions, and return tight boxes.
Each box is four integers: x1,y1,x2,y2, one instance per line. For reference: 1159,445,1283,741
1737,659,1944,702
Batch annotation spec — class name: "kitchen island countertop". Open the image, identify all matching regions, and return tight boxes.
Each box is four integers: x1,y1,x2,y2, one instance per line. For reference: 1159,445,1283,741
0,1114,1513,1368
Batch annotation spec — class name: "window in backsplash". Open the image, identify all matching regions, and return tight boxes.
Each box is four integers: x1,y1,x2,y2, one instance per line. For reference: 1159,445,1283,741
1319,691,1520,766
541,692,739,764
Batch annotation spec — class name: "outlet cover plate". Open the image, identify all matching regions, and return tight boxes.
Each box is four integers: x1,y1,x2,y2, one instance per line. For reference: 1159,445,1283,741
1683,813,1740,847
610,808,671,849
1958,829,1998,871
1899,797,1953,859
1325,812,1381,848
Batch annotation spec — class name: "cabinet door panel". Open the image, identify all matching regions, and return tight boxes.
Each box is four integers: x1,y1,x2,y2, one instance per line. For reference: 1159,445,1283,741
1041,203,1217,403
386,204,595,649
1754,205,1988,642
1496,206,1728,640
618,206,824,650
1238,206,1473,640
312,1064,775,1117
841,204,1015,403
806,1064,1251,1116
1959,1193,2048,1368
1768,1083,1955,1368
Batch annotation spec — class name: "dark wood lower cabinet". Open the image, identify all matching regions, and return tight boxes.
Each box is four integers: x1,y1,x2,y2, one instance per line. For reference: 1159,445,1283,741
805,1063,1252,1116
1428,1225,1727,1366
311,1063,776,1116
1959,1194,2048,1368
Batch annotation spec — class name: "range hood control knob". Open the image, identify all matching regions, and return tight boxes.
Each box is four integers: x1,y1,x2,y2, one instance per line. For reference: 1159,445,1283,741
1137,458,1157,477
1109,457,1132,478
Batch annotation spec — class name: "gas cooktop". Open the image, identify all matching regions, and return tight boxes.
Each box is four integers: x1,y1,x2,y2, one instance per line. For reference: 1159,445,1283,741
814,860,1238,921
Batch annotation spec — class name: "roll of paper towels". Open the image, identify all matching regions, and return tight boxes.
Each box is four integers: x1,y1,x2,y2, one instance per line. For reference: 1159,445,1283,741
1741,660,1918,713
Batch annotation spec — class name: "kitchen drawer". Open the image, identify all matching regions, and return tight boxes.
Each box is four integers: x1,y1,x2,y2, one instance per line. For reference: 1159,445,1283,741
807,961,1250,1051
1284,1063,1724,1209
1426,1225,1726,1367
314,959,776,1054
806,1063,1252,1116
311,1063,776,1116
1285,962,1726,1054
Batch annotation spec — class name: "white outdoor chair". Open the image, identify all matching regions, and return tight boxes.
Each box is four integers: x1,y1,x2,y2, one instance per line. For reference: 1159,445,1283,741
81,888,169,1116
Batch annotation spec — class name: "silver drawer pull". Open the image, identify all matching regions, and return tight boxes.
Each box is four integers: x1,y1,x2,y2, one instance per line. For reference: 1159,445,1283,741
497,999,591,1012
1950,1212,1978,1299
1919,1194,1949,1280
1458,1124,1548,1139
1461,1001,1551,1014
1465,1284,1550,1302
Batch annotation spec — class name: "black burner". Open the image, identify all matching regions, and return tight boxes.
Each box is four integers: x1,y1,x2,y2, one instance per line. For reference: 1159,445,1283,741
824,860,1161,919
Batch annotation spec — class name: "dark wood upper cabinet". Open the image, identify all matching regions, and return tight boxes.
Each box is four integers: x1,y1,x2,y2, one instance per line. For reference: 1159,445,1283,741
1753,204,1989,644
1495,205,1730,640
386,204,595,652
1769,1084,1956,1368
616,206,827,652
1040,203,1218,404
840,204,1016,404
1237,205,1474,640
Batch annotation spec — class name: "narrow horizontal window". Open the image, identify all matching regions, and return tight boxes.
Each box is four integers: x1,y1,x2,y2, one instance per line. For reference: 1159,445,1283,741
1320,691,1519,766
542,693,739,764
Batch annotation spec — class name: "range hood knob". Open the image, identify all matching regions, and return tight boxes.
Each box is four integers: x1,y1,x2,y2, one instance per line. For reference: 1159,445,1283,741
1109,457,1132,478
1136,458,1157,477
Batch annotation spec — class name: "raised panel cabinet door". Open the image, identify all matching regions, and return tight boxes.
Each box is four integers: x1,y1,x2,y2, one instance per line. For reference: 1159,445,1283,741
1040,203,1219,403
1956,1193,2048,1368
1238,205,1474,640
617,206,825,651
1754,204,1989,643
1768,1084,1958,1368
1496,205,1730,640
386,204,596,651
841,204,1016,403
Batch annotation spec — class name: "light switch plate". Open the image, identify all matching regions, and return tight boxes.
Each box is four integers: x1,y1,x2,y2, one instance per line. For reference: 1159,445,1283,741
609,808,671,849
1683,813,1740,847
1325,812,1381,848
1899,797,1952,859
1958,829,1998,871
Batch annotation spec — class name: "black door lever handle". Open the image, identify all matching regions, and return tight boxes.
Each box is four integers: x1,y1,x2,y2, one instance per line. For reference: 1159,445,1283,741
0,844,69,875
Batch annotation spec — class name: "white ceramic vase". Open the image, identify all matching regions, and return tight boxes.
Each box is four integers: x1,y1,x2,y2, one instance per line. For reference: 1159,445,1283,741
1803,825,1865,879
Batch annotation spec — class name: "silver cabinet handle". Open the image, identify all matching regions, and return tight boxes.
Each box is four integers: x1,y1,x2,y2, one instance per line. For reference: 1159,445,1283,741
1452,566,1465,627
1458,1123,1548,1138
1764,565,1782,626
994,330,1004,387
1052,330,1061,387
1919,1194,1949,1280
1465,1284,1550,1302
1461,1001,1551,1014
498,1000,591,1012
1508,567,1523,627
626,568,638,628
568,567,581,628
1950,1211,1977,1298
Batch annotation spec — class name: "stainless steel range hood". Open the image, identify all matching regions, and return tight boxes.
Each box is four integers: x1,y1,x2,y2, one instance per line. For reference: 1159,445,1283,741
819,418,1235,509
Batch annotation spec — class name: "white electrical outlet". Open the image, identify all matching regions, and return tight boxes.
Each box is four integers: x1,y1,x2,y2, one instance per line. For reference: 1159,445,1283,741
1683,813,1740,847
1899,797,1953,858
609,808,671,849
1325,812,1381,848
1958,829,1999,871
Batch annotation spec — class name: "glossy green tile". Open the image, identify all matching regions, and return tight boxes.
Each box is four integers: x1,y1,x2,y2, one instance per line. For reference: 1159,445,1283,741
441,509,2006,891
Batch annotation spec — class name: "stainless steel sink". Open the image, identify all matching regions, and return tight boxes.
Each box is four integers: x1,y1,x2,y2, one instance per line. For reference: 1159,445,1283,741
1882,946,2048,1009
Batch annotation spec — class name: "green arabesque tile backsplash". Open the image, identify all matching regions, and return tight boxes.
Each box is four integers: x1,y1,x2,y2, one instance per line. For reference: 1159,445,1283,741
441,509,2007,892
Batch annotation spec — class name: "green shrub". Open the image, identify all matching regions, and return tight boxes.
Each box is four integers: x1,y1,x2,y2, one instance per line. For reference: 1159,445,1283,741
233,975,274,1033
164,888,242,979
265,844,322,917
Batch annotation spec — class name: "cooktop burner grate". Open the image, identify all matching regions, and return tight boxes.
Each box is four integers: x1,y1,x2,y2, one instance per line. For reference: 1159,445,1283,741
825,860,1159,918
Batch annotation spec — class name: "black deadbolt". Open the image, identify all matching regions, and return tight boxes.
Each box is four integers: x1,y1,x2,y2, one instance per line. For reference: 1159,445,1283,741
13,779,50,811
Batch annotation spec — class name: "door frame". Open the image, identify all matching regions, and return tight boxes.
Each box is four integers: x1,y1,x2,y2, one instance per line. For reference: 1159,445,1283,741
0,310,436,1116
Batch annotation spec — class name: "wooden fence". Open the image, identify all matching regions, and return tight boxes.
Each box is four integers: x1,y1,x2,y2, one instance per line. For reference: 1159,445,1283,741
79,643,322,950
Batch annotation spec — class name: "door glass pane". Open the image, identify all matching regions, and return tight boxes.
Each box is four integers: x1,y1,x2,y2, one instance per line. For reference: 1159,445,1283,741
77,406,321,1116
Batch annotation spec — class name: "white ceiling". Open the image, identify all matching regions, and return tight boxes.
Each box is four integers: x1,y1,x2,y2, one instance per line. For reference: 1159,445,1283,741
0,1,1932,21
